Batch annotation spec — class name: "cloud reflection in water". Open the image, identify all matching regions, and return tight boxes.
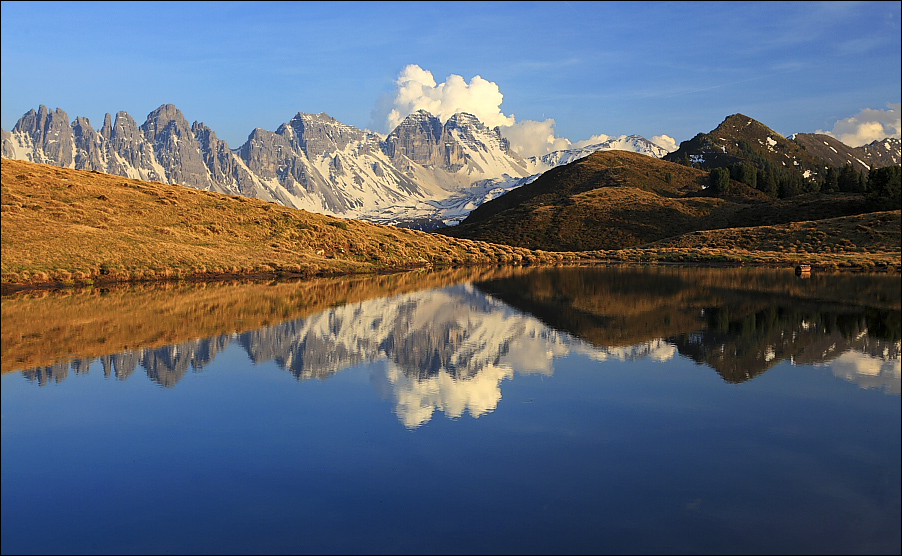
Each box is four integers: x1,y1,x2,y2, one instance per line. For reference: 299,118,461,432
7,266,900,427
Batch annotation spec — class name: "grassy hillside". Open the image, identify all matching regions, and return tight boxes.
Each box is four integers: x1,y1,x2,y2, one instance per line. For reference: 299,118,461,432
2,157,899,292
568,210,899,270
1,159,572,289
439,150,897,257
441,150,722,249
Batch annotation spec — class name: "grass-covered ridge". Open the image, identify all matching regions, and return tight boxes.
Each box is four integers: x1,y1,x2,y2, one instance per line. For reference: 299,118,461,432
1,159,571,289
439,150,900,271
2,157,899,292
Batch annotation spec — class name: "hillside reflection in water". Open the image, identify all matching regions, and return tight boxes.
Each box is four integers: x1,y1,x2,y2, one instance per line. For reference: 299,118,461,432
2,265,900,555
5,265,899,428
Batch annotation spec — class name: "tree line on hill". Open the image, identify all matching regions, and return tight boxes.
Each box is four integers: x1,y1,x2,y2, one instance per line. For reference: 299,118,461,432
700,137,901,209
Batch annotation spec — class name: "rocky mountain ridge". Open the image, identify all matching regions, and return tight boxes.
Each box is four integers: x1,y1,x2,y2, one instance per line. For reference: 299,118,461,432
1,104,669,229
788,132,901,174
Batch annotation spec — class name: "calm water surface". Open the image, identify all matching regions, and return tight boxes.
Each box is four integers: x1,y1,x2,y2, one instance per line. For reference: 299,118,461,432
2,265,900,554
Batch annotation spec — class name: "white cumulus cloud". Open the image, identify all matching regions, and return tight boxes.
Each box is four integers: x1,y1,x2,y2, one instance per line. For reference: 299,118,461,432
378,64,515,132
499,118,573,157
650,134,678,152
374,64,678,158
817,103,901,147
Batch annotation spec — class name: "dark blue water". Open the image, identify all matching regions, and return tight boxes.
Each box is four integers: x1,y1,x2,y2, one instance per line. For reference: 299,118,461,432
2,266,900,554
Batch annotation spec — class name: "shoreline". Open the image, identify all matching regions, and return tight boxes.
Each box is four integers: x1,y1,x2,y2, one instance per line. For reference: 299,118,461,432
3,253,898,296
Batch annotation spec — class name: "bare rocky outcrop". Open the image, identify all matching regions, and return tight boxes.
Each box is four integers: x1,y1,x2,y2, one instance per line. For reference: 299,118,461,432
140,104,212,189
10,105,76,167
71,116,105,171
383,109,446,167
105,110,163,181
287,112,371,159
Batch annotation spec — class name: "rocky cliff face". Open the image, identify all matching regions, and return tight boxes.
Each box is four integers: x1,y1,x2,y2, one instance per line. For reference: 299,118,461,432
5,105,76,167
141,104,211,189
2,104,666,227
384,109,447,167
71,116,105,171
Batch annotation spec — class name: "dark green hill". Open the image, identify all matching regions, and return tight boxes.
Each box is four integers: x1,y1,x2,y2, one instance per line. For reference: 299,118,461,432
663,113,833,197
664,113,826,173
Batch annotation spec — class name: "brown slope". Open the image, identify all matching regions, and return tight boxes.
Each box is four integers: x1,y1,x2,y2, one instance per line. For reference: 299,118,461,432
440,145,894,253
643,210,901,255
790,133,874,173
0,158,571,289
441,149,871,251
439,150,733,250
443,185,724,251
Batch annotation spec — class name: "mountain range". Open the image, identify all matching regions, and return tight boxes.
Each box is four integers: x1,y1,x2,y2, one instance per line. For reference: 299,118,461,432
789,133,900,173
1,104,669,229
3,105,899,232
438,109,901,252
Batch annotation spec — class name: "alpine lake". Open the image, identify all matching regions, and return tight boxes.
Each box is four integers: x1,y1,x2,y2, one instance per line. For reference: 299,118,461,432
2,264,900,555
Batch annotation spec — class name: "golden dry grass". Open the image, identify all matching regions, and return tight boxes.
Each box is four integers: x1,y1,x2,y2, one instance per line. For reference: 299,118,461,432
1,159,572,289
2,158,899,293
636,210,901,271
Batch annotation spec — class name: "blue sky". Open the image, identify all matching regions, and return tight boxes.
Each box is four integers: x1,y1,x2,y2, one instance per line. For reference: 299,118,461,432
1,1,900,155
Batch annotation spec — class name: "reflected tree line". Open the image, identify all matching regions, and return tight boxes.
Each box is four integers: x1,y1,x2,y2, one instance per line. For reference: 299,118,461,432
473,266,900,384
671,305,898,382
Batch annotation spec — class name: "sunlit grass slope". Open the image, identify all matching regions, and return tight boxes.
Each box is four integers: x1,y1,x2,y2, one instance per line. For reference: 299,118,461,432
440,150,900,270
1,159,570,288
2,157,899,291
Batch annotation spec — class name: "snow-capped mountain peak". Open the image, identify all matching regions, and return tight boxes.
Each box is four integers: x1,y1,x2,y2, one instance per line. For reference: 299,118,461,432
2,104,671,228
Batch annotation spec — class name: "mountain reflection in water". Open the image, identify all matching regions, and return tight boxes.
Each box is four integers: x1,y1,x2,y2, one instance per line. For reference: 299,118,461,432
3,265,899,427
